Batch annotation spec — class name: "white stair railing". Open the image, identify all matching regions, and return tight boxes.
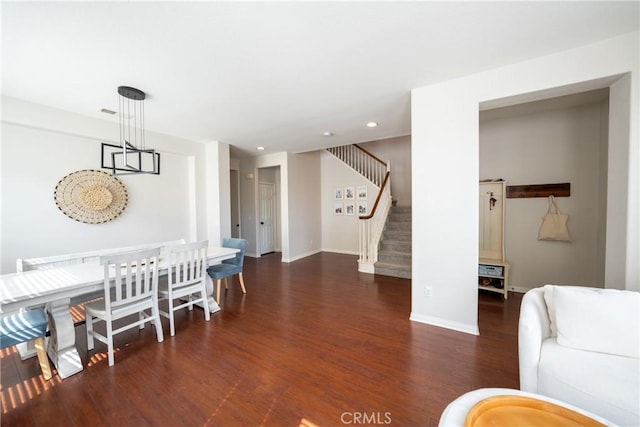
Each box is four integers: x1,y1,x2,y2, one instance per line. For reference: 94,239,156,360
358,170,391,273
327,144,391,273
326,145,387,187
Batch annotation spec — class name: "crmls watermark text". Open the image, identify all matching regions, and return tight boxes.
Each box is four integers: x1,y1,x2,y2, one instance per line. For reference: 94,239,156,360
341,411,392,425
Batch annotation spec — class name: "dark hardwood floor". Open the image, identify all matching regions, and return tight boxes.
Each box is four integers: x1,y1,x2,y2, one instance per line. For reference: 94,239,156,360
1,252,522,426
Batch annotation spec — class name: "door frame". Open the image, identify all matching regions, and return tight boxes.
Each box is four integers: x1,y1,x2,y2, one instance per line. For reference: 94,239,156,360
255,166,282,258
230,168,241,238
258,182,277,255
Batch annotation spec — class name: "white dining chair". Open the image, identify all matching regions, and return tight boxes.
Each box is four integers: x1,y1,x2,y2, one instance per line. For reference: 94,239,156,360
85,247,164,366
158,240,210,337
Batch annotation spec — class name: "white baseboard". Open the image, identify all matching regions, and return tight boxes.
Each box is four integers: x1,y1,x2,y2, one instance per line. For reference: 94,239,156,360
250,249,355,263
409,312,480,336
281,249,322,263
250,249,360,262
321,248,359,256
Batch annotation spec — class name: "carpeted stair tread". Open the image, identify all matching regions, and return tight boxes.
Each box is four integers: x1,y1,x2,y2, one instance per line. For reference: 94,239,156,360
375,206,412,279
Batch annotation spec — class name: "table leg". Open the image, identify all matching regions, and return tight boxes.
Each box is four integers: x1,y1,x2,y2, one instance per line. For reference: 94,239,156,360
191,276,221,313
16,340,37,360
46,299,83,379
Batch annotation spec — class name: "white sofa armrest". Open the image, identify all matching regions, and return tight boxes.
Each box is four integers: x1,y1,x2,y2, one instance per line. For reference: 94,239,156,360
518,287,552,393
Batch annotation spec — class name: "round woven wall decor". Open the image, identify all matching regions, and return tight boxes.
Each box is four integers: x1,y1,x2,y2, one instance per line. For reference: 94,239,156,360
54,169,128,224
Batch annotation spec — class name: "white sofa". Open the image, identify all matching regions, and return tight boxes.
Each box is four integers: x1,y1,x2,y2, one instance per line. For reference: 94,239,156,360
518,285,640,426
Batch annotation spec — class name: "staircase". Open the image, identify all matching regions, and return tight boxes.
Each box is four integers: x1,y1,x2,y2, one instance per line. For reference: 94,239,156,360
375,206,412,279
326,144,411,278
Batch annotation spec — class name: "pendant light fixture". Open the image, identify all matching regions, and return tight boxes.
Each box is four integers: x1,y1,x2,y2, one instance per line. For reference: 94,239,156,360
101,86,160,175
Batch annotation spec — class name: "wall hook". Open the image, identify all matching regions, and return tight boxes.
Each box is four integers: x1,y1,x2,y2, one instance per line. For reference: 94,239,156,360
490,196,497,210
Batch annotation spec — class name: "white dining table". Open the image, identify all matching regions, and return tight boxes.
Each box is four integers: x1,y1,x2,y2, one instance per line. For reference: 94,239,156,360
0,245,238,379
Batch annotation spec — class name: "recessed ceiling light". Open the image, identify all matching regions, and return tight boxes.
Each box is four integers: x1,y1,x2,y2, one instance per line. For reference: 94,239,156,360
366,121,378,128
323,132,333,137
257,146,265,151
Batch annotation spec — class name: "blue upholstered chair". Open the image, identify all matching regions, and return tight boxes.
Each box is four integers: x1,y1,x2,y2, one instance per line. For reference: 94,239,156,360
207,238,247,304
0,309,52,380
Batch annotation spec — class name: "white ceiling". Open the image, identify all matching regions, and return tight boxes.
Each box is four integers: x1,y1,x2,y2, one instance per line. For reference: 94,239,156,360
2,2,638,157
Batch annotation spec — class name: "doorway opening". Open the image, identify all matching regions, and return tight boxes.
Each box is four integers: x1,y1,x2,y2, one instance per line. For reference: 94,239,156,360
479,87,610,293
257,166,281,256
230,168,241,238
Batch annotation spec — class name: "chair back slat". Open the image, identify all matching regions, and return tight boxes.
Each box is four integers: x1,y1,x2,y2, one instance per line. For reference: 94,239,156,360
166,241,208,291
100,247,161,311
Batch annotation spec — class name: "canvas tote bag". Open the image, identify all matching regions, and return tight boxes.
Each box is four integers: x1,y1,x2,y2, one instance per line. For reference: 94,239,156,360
538,195,571,242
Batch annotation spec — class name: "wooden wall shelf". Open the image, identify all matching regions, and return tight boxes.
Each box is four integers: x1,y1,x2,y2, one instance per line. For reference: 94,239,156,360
506,183,570,199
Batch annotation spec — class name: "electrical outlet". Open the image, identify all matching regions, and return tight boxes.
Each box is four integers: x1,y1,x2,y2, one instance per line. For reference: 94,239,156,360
424,286,433,297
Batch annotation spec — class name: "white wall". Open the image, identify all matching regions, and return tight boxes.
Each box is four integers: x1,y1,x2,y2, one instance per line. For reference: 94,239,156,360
320,150,371,254
361,135,412,207
0,96,223,273
411,32,639,334
608,74,635,289
206,141,231,246
238,157,258,256
597,100,610,285
239,152,286,258
238,151,321,262
218,143,232,243
286,151,322,261
321,136,411,254
411,81,480,334
480,102,607,291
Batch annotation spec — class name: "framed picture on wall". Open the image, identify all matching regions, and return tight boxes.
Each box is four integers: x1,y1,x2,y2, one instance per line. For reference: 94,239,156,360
345,202,355,216
345,186,355,200
335,187,343,200
357,201,367,215
334,202,343,215
357,186,367,200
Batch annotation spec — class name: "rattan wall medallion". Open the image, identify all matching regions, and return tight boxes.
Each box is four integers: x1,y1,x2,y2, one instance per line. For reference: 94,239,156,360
54,169,128,224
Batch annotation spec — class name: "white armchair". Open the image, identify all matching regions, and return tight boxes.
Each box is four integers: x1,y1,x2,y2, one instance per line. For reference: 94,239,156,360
518,285,640,426
518,287,551,393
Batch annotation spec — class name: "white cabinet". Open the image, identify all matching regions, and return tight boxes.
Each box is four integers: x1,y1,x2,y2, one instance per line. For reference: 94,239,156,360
478,258,510,299
479,181,505,260
479,181,509,299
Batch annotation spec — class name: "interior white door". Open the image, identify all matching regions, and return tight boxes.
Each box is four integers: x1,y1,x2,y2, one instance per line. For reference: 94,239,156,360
259,182,276,254
230,169,240,238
